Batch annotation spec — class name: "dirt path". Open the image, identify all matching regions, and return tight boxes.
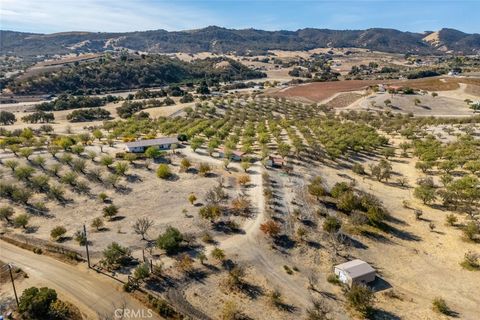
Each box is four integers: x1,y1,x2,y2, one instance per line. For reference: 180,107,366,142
0,240,160,320
179,147,313,311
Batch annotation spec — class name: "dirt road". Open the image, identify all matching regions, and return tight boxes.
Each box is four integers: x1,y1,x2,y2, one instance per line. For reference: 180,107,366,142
0,240,160,320
179,148,313,311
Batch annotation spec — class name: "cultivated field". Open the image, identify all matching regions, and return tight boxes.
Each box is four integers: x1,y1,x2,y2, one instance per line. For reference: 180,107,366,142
2,92,480,320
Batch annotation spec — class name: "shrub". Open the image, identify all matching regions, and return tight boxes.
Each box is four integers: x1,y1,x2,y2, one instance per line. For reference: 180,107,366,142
330,182,351,198
198,163,211,176
445,214,457,226
156,226,183,254
133,263,150,281
98,192,108,202
352,163,365,175
345,284,374,316
323,216,341,234
432,297,450,315
102,242,131,267
188,193,197,205
327,274,341,285
237,174,250,187
50,226,67,241
463,221,479,241
260,220,281,237
283,265,293,275
211,247,226,261
308,177,326,199
156,164,171,179
74,230,87,246
198,205,221,222
460,251,480,271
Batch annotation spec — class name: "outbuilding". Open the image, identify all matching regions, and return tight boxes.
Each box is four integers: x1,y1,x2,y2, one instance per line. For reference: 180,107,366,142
124,137,179,153
334,259,376,287
265,155,285,168
216,147,245,161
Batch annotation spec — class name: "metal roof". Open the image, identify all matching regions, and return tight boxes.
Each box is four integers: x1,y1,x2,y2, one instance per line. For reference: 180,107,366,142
335,259,375,278
125,137,178,148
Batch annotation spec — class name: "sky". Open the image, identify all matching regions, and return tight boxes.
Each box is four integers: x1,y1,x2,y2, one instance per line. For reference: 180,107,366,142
1,0,479,34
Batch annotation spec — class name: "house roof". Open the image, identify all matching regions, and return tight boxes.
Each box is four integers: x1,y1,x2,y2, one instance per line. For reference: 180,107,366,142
125,137,178,148
269,156,285,164
335,259,375,279
217,146,245,157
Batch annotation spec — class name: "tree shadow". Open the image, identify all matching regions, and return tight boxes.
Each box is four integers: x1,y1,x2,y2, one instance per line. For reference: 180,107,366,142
273,234,296,249
359,229,395,245
126,174,142,183
378,223,421,242
372,308,402,320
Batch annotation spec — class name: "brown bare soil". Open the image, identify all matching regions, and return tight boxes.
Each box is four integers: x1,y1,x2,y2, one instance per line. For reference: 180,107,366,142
272,80,383,102
326,92,364,108
395,77,480,92
465,84,480,97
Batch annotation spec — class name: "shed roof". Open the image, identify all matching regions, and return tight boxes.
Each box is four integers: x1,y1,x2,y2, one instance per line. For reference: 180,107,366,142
125,137,178,148
217,147,245,157
335,259,375,279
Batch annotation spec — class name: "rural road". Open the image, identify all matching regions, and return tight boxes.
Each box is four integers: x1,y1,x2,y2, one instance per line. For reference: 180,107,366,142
0,240,160,320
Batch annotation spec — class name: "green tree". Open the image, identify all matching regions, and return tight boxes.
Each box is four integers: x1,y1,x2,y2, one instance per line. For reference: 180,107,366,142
19,147,33,160
4,159,19,172
0,206,14,224
114,161,129,176
100,155,113,168
18,286,57,318
103,204,119,220
0,110,16,125
90,217,103,231
190,137,204,152
14,214,30,229
145,146,161,159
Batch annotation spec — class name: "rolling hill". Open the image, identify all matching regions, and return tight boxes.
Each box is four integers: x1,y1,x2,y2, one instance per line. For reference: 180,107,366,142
1,27,480,58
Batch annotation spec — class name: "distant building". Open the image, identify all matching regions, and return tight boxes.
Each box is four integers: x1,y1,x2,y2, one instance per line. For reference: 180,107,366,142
265,155,285,168
124,137,179,153
216,147,245,161
334,259,376,287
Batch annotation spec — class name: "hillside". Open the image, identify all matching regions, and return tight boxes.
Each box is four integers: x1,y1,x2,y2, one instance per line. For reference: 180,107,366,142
4,54,266,94
2,27,480,58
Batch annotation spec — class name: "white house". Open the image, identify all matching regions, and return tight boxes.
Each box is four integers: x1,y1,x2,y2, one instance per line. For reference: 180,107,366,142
124,137,179,153
334,259,376,287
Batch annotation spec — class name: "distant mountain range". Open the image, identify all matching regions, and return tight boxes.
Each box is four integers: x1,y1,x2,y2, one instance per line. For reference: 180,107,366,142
1,26,480,58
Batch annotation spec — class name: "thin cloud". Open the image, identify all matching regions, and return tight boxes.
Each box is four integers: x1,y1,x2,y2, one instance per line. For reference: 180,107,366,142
0,0,222,33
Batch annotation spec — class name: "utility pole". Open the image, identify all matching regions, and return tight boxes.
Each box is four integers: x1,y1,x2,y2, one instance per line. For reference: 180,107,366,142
83,224,91,268
8,264,19,307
